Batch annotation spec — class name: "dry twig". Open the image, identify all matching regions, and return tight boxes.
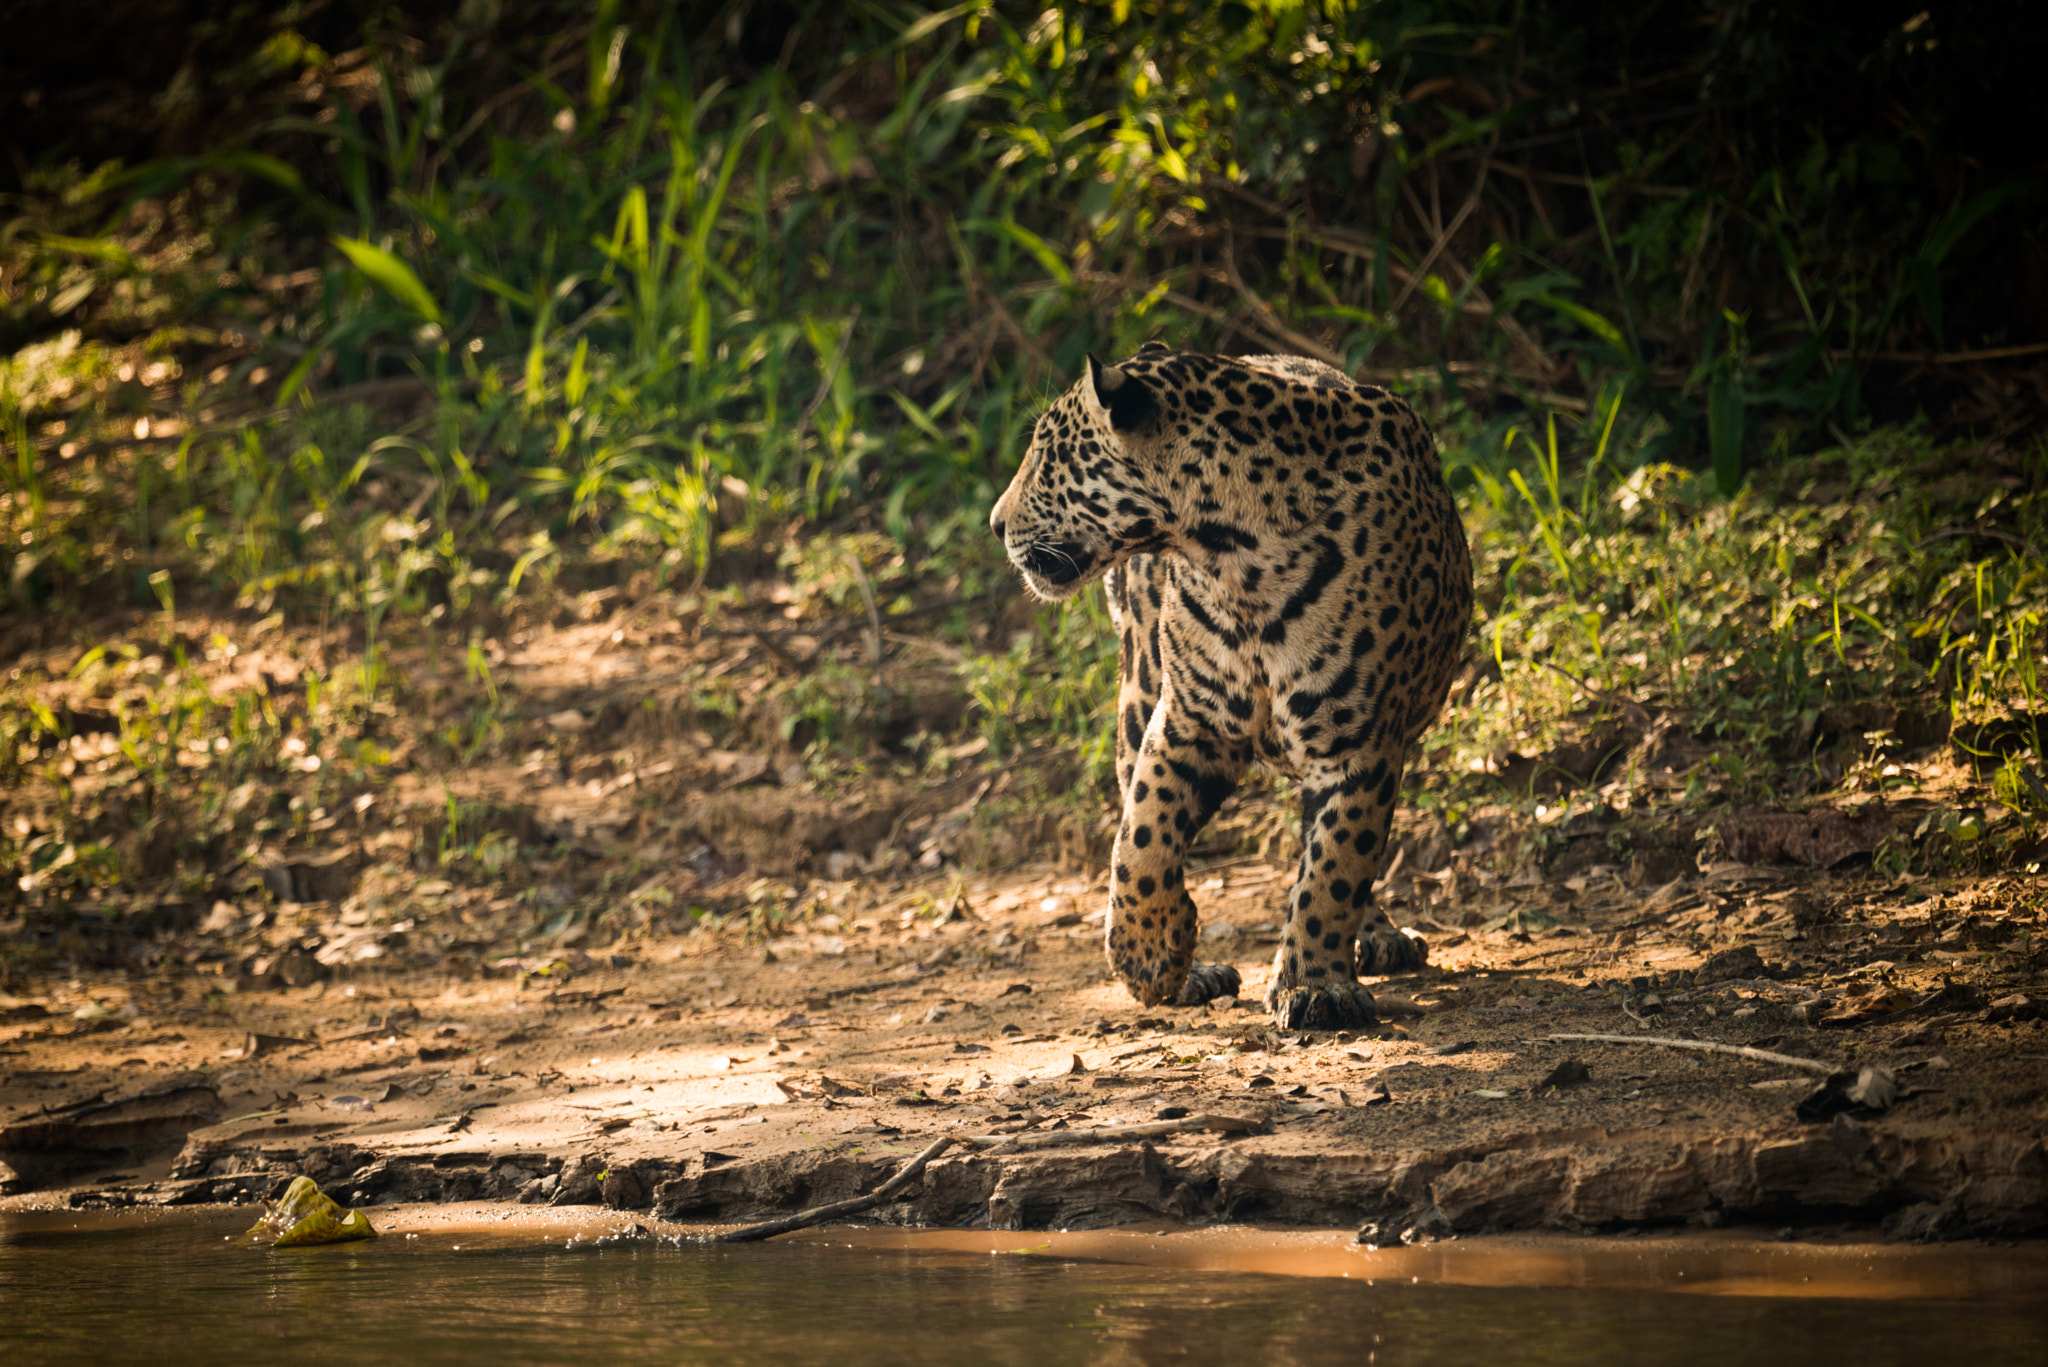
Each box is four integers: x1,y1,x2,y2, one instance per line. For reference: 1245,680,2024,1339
716,1135,956,1243
1547,1032,1834,1074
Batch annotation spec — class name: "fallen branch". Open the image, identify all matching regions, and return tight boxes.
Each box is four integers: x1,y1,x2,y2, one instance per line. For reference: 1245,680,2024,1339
715,1135,956,1243
1830,341,2048,366
1548,1032,1833,1074
711,1112,1264,1242
1472,1002,1603,1016
950,1112,1265,1151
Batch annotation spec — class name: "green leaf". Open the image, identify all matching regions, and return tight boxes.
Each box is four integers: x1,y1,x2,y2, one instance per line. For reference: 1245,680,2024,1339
460,269,536,311
332,236,442,323
34,233,134,266
895,0,981,46
213,152,305,194
1910,257,1943,347
964,218,1074,288
1922,182,2026,265
276,346,326,405
890,390,950,444
1529,293,1630,360
1708,370,1745,496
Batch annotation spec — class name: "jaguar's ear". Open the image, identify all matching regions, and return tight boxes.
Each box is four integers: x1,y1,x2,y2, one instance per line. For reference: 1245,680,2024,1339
1085,354,1160,434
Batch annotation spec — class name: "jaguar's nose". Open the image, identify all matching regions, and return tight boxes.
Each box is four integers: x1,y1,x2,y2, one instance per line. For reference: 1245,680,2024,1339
990,512,1008,544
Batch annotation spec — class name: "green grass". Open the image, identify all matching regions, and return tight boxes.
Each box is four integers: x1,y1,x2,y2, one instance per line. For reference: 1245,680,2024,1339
1,3,2043,922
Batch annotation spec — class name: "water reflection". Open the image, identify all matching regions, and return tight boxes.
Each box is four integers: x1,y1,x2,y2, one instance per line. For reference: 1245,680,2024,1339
1,1211,2041,1366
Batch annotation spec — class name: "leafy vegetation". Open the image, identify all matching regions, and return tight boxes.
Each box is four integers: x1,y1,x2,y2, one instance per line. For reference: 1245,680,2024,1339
1,2,2043,933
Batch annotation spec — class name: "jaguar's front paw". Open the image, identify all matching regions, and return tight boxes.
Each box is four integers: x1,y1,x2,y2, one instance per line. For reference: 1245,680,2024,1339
1174,961,1242,1006
1355,923,1429,976
1266,980,1379,1030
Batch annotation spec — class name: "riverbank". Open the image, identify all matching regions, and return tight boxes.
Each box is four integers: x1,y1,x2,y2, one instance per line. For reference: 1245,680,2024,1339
6,837,2044,1240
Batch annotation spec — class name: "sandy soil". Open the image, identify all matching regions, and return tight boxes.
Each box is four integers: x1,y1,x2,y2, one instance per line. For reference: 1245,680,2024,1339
5,852,2045,1239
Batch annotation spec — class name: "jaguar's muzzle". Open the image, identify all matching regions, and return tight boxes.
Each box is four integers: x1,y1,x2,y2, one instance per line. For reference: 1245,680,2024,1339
1017,540,1095,586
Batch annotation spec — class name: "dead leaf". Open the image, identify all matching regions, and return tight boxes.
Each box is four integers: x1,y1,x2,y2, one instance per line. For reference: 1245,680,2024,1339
245,1176,377,1247
999,983,1033,997
717,753,772,789
1696,945,1767,983
1795,1064,1899,1122
952,1042,990,1054
233,1032,313,1060
1818,985,1918,1028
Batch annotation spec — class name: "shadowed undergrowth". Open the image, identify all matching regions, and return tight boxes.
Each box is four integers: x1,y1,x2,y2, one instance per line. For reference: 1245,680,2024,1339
1,3,2043,952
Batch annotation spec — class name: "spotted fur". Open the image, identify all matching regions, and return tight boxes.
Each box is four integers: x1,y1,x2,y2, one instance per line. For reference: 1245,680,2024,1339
990,344,1474,1029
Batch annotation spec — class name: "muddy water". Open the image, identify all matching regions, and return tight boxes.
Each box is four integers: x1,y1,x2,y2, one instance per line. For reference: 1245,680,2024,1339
3,1210,2044,1365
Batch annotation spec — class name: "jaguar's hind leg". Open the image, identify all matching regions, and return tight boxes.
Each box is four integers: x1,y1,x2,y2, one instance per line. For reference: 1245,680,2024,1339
1264,747,1429,1029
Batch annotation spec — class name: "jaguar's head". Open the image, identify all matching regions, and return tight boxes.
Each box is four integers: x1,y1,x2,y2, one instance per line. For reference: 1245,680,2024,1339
990,347,1173,601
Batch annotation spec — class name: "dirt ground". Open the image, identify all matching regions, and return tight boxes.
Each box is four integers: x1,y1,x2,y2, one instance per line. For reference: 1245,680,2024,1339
3,593,2046,1241
5,849,2046,1239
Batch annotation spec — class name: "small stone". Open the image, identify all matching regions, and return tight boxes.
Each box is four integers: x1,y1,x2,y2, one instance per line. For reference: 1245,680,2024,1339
1697,944,1767,984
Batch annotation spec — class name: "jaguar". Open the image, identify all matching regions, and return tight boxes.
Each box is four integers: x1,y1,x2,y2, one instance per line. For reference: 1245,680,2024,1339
990,343,1473,1028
